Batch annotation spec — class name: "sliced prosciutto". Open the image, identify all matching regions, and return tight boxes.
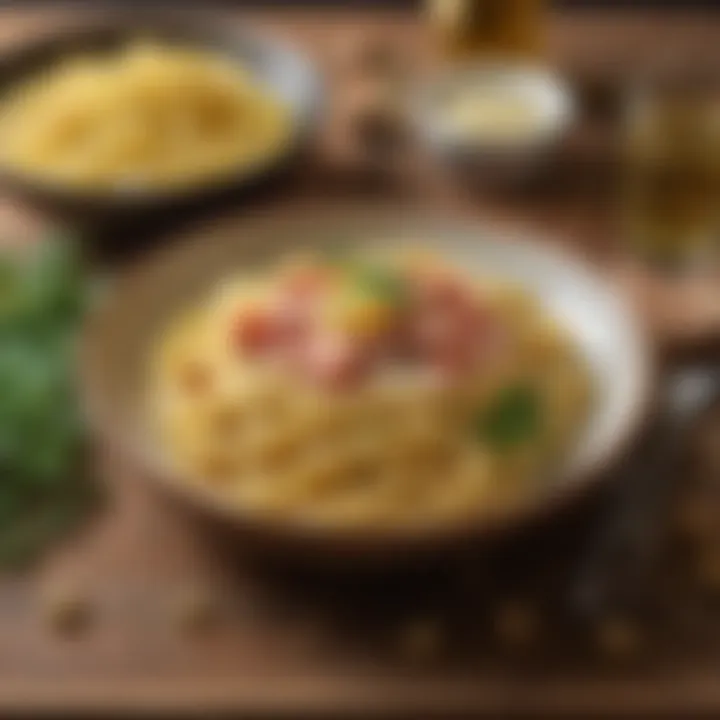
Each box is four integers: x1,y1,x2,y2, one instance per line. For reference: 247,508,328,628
231,253,508,389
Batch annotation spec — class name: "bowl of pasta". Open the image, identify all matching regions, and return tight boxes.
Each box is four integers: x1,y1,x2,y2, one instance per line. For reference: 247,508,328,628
82,207,654,563
0,10,322,217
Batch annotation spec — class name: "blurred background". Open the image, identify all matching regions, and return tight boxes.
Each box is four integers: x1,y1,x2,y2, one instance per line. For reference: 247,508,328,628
0,0,716,716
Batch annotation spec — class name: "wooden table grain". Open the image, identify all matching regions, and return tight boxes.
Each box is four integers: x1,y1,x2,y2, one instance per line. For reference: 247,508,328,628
0,5,718,717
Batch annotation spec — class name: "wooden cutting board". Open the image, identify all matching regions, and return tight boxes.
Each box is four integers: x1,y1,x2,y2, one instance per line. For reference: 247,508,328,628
0,5,718,717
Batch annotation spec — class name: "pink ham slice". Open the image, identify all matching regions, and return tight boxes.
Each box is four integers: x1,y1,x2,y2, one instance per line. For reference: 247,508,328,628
300,331,369,389
231,266,504,389
232,309,278,356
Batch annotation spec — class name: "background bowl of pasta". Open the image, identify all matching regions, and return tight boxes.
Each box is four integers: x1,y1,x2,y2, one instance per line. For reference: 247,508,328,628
82,207,654,564
0,10,322,218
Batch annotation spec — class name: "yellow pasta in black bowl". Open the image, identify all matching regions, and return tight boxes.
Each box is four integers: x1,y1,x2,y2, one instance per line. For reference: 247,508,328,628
0,43,292,191
0,12,322,218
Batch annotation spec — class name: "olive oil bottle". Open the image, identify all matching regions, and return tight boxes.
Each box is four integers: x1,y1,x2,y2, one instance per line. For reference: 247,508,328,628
426,0,546,60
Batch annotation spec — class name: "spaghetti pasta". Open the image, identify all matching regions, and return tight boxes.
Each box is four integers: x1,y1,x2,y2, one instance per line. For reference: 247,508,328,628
148,250,591,528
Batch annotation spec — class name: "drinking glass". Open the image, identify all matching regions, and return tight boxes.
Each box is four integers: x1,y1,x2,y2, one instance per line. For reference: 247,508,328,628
621,72,720,271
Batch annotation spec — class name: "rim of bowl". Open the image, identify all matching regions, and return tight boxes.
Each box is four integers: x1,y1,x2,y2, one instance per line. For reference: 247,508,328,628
0,9,324,213
80,205,657,554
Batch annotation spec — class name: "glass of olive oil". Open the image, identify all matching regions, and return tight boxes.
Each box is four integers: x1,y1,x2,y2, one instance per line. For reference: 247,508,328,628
426,0,546,61
622,74,720,270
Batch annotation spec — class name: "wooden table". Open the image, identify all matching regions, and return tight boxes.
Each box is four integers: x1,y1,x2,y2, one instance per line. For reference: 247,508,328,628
0,5,719,717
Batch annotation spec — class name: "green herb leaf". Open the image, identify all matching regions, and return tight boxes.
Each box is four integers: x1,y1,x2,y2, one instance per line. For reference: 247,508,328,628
474,384,542,451
0,232,97,570
352,263,408,307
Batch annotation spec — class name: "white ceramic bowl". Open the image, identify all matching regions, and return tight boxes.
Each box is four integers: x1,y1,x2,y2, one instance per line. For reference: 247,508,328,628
82,206,653,564
414,64,575,183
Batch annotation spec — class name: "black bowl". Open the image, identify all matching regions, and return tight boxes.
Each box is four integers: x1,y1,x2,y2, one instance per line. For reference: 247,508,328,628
0,8,324,222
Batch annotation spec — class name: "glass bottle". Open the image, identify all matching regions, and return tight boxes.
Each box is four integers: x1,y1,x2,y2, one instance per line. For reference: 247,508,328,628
426,0,546,61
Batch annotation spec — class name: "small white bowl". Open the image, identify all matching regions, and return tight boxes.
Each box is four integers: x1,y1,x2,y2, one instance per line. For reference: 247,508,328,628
413,64,575,183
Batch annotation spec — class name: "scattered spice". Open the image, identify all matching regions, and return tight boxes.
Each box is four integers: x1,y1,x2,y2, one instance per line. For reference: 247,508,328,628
397,616,444,662
673,493,718,543
345,81,408,157
174,586,220,636
493,600,538,650
42,582,93,637
595,616,642,659
695,417,720,479
334,30,405,80
696,548,720,594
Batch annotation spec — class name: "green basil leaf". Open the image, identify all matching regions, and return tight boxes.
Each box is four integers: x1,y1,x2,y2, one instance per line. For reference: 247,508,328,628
474,384,542,451
352,264,408,307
